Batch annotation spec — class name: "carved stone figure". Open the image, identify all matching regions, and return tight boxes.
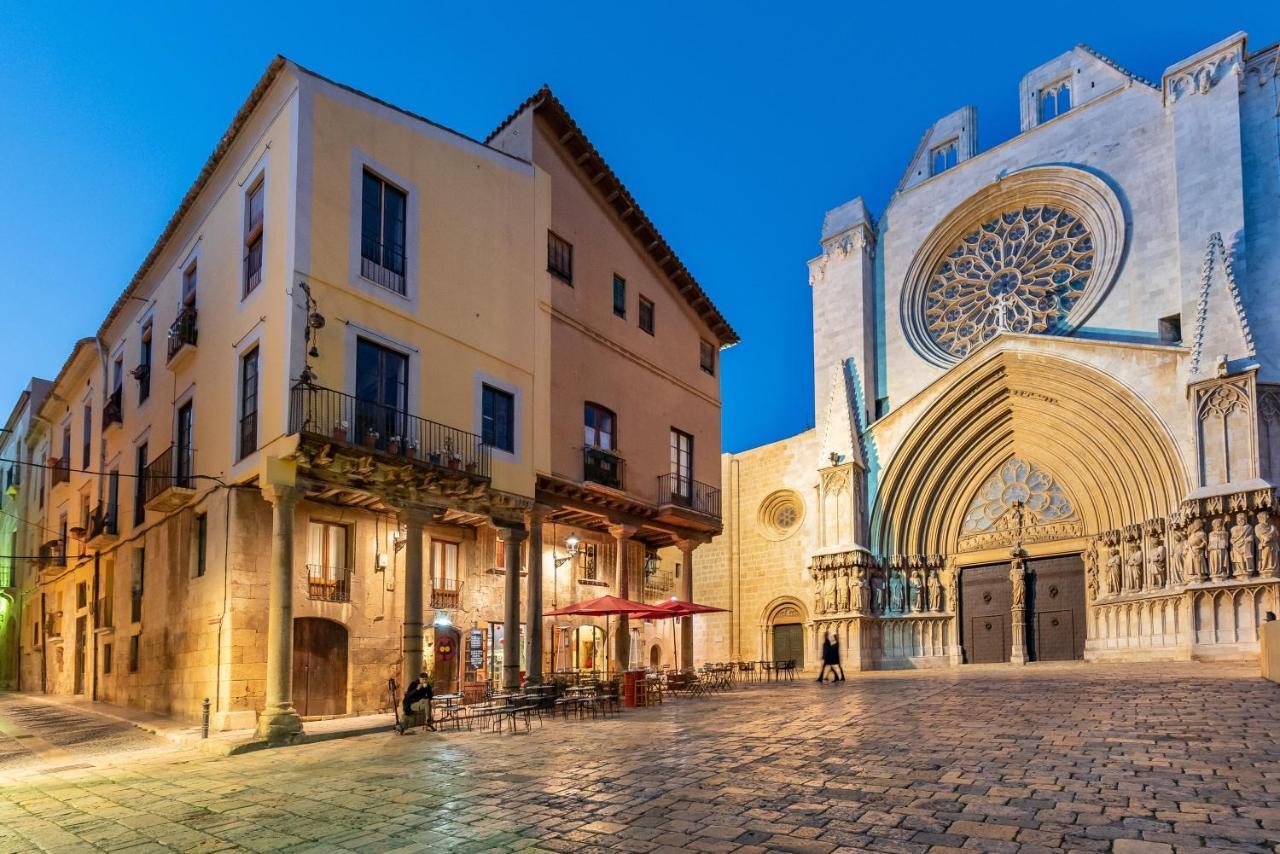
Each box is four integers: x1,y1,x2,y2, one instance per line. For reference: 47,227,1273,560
1208,517,1230,580
1009,560,1026,609
852,566,868,613
908,569,923,612
1256,511,1278,578
836,569,851,612
1084,544,1099,601
821,572,836,614
870,571,885,614
1148,541,1167,589
946,572,959,613
1229,512,1255,578
1125,541,1144,592
1168,527,1185,586
888,569,905,614
1184,519,1209,581
926,569,942,612
1105,543,1122,595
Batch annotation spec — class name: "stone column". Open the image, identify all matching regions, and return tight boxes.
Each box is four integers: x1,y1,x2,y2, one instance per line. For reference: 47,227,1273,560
400,509,427,692
1009,557,1028,665
497,524,527,690
610,524,636,673
678,539,695,670
256,484,304,744
523,508,546,686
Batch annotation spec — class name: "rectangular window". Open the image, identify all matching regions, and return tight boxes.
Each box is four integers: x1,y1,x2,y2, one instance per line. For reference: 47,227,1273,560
307,521,349,601
547,232,573,284
58,513,67,565
432,540,459,587
360,170,408,295
176,401,194,489
82,402,92,467
1159,314,1182,344
612,275,626,318
238,348,259,460
195,514,207,578
580,543,598,581
583,403,615,450
182,260,198,307
1038,80,1072,123
138,319,152,403
128,634,139,673
670,428,693,498
133,442,148,527
481,384,515,454
639,296,655,335
243,178,265,295
103,642,112,675
931,140,958,176
76,582,88,610
131,547,144,623
700,340,716,375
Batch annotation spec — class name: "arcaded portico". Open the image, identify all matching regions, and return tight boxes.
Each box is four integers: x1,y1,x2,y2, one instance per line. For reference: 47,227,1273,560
695,33,1280,671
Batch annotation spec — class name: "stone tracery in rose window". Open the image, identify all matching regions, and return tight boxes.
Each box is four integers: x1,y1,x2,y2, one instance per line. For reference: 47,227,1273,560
962,457,1075,535
923,205,1094,358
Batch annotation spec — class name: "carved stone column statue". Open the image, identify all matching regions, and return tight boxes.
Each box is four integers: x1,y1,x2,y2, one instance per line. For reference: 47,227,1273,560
1184,519,1208,581
926,569,942,612
824,571,838,614
870,571,885,614
888,569,905,614
836,568,851,612
1208,517,1230,580
1009,558,1028,665
851,566,868,614
1105,542,1122,596
1168,527,1185,586
908,569,923,613
1148,540,1167,589
1124,539,1144,592
946,571,959,614
1229,512,1255,578
1256,511,1278,578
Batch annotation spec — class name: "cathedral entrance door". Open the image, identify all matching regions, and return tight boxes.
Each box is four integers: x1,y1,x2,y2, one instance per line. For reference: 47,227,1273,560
771,623,804,668
1027,554,1086,661
961,563,1012,663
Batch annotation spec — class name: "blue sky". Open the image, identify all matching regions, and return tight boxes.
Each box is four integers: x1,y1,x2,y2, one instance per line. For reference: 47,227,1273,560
0,2,1274,452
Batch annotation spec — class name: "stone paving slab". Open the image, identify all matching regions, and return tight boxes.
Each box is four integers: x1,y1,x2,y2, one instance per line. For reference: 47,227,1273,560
2,662,1279,852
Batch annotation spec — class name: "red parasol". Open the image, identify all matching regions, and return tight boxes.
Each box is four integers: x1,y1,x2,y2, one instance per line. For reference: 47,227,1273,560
543,595,666,676
648,598,729,671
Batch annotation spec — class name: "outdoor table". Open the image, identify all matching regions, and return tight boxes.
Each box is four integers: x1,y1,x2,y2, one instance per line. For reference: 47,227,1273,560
431,693,463,729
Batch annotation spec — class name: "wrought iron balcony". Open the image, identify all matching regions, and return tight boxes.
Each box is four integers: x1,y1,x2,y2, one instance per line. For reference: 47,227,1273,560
103,387,123,429
583,446,625,490
87,502,119,547
431,576,462,610
657,474,722,520
143,445,196,512
38,539,65,568
166,306,198,364
289,383,490,479
50,457,70,487
307,564,351,603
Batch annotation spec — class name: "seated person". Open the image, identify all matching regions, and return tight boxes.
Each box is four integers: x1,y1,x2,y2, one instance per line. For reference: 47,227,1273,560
398,671,434,733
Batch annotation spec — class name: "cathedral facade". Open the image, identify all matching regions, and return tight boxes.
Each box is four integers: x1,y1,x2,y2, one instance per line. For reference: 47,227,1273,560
696,32,1280,671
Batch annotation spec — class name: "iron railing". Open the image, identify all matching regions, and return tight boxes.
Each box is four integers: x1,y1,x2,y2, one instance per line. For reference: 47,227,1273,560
431,576,462,610
657,473,722,519
89,502,118,540
289,384,490,479
307,564,351,603
360,239,407,295
103,387,123,428
583,446,624,490
167,306,199,362
142,444,196,504
50,457,70,487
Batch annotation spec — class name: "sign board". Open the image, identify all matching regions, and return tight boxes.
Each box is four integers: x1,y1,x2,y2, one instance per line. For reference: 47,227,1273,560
468,629,484,670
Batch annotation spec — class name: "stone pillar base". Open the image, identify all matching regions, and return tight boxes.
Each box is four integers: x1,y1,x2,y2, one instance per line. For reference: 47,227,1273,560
255,705,304,745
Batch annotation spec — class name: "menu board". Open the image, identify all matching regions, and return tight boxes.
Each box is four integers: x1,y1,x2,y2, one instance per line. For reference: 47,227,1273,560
467,629,484,670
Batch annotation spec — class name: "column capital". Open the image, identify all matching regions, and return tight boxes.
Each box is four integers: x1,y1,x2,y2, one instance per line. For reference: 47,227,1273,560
496,524,528,543
609,523,638,541
260,483,305,508
396,506,433,526
525,505,553,526
675,538,699,554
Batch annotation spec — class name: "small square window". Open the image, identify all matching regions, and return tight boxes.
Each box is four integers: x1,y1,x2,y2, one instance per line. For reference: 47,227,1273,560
1158,314,1182,344
547,232,573,284
699,340,716,375
639,296,655,335
613,275,626,318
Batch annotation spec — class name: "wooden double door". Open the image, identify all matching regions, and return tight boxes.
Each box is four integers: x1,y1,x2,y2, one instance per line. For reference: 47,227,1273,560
771,623,805,668
292,618,348,717
961,554,1085,664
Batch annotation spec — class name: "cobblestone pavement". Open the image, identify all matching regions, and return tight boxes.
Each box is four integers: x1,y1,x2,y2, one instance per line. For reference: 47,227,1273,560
2,662,1279,853
0,693,171,776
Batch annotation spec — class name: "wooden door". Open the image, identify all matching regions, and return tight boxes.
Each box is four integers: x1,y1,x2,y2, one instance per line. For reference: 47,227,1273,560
432,627,461,694
961,563,1012,663
1027,554,1086,661
771,623,804,668
292,618,348,717
74,616,87,694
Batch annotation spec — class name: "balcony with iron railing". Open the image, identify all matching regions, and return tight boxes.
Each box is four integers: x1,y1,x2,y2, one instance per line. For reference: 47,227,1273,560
166,306,199,364
643,569,674,604
38,538,65,568
307,564,351,603
656,473,722,521
289,384,490,479
143,445,197,512
87,501,119,548
431,576,462,610
103,387,123,429
50,457,71,487
582,446,625,490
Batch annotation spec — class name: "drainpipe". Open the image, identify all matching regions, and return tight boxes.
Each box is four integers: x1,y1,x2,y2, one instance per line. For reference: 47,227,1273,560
91,335,111,703
39,591,47,694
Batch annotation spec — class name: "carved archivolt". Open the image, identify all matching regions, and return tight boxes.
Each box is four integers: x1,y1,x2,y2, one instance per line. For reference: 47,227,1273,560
900,166,1126,367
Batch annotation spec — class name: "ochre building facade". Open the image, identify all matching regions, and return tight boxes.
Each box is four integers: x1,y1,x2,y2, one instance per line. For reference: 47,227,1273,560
696,33,1280,672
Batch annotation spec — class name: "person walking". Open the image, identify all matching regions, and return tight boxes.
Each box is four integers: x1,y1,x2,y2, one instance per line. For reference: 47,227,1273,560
829,632,846,682
817,631,836,682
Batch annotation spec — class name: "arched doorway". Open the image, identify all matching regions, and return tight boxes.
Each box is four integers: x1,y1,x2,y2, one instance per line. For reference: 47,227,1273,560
763,598,807,668
292,618,348,717
432,626,462,694
649,643,662,669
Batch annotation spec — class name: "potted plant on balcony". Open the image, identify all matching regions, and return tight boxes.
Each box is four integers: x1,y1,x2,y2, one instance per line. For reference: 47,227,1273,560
363,428,379,449
406,440,417,461
465,460,477,475
333,420,349,443
428,449,442,466
448,451,462,470
388,435,402,456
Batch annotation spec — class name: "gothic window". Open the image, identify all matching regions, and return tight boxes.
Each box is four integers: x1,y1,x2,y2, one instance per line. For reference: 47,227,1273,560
923,205,1093,359
961,458,1075,534
930,140,958,176
1039,80,1072,123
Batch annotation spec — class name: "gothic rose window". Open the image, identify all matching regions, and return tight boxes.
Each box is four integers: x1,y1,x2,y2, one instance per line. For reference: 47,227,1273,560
923,205,1094,358
962,457,1075,534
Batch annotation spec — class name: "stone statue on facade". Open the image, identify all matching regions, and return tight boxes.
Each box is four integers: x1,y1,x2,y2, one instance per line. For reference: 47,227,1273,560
1168,526,1185,586
824,572,839,613
1256,511,1278,578
1084,543,1099,602
908,569,923,613
1105,542,1122,596
1009,560,1026,609
852,566,868,613
1229,512,1255,578
1184,518,1209,581
836,568,851,612
1124,540,1144,592
888,569,905,614
1148,540,1167,589
870,571,885,614
926,569,942,612
946,571,959,613
1209,516,1230,580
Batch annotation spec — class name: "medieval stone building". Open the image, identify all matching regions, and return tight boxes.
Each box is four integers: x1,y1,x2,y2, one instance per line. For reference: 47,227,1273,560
696,32,1280,671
